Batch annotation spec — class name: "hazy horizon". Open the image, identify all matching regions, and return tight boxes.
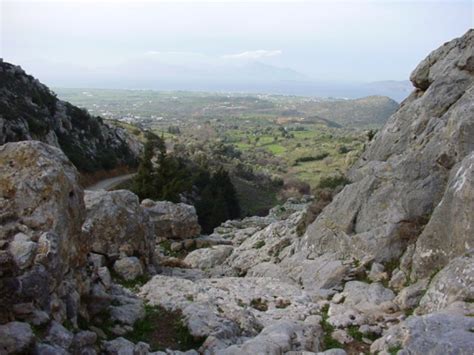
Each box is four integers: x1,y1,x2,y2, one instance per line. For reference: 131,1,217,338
1,0,472,99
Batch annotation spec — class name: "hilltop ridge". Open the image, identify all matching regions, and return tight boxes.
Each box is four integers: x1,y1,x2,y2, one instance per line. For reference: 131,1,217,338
0,61,141,178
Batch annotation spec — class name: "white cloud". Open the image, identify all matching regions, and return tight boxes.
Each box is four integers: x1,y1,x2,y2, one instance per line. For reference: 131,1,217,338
222,49,282,60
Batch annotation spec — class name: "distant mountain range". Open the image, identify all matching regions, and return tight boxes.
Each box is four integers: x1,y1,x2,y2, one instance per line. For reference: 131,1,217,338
10,57,414,102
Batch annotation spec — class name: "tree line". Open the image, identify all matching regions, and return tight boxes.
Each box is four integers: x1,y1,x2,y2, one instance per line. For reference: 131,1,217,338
132,132,241,233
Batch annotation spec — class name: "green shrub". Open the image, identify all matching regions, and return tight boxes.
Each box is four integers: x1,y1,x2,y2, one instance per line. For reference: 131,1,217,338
125,305,204,351
318,175,350,189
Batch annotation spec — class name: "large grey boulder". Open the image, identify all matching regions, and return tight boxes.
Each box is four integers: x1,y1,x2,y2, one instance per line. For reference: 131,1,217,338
44,321,74,350
0,321,35,354
417,253,474,314
371,308,474,354
141,199,201,240
219,320,322,354
113,256,144,281
83,190,155,267
0,141,89,324
184,245,234,270
411,152,474,279
287,29,473,285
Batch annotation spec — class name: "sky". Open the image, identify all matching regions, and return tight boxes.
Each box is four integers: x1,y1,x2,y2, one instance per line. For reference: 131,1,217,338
1,0,473,92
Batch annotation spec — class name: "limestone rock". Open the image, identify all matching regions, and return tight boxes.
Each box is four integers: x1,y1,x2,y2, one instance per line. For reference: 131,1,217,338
0,321,35,354
83,190,155,266
371,310,474,354
0,141,88,324
140,275,319,353
184,245,234,270
394,278,429,311
327,281,395,327
219,320,322,354
296,29,474,271
7,233,37,270
72,330,97,349
114,257,144,281
417,253,474,314
45,321,74,350
141,199,201,240
411,152,474,280
368,262,388,283
103,337,135,355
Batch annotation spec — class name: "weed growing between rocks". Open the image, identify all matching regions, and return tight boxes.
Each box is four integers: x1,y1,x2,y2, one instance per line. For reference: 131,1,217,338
320,304,343,350
253,240,266,249
250,298,269,311
125,304,204,351
388,345,402,355
110,270,150,292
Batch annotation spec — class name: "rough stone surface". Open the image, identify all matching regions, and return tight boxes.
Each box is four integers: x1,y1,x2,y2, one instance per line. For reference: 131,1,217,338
417,253,474,314
103,337,135,355
141,199,201,240
394,278,429,311
8,233,37,270
371,307,474,354
0,321,35,354
114,257,144,281
219,320,322,354
83,190,155,266
140,275,320,353
411,152,474,279
45,321,74,349
296,29,474,274
184,245,234,270
0,141,88,324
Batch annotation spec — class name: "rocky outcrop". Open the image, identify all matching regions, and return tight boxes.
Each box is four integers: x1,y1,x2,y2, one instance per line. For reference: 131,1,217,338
134,30,474,354
410,152,474,279
1,30,473,355
83,190,156,274
291,29,474,282
0,61,140,174
0,141,88,326
371,303,474,354
141,199,201,240
140,275,322,353
417,253,474,314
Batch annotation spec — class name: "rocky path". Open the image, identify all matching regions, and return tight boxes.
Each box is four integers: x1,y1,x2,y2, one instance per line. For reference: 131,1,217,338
86,173,136,191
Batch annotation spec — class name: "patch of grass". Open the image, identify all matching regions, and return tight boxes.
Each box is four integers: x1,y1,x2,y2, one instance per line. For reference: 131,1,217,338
94,309,116,339
404,308,415,317
318,175,350,189
347,325,363,341
125,304,204,352
31,323,49,339
265,143,286,155
250,298,268,312
388,345,402,355
110,269,150,292
253,240,266,249
320,304,343,350
159,240,181,257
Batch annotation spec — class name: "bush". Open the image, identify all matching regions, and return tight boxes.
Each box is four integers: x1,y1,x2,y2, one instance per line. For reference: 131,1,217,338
318,175,350,190
295,152,329,164
338,146,350,154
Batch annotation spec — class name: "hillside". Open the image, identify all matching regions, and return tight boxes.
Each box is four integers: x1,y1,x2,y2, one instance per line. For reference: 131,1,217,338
0,61,141,176
55,89,398,128
0,30,472,355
